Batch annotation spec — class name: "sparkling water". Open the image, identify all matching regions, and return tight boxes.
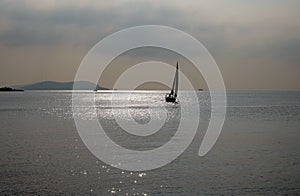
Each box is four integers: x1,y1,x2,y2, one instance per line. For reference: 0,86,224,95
0,91,299,195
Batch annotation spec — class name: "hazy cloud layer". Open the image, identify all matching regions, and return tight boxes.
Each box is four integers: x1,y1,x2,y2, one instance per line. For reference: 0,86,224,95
0,0,299,89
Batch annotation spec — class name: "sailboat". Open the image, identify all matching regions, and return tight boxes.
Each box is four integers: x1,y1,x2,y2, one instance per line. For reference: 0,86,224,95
165,62,179,103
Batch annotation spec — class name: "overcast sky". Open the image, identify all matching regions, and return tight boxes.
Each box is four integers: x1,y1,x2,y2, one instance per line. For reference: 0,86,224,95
0,0,299,90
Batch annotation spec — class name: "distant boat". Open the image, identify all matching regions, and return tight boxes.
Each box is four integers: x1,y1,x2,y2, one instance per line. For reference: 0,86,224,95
165,62,179,103
198,89,203,91
0,86,24,92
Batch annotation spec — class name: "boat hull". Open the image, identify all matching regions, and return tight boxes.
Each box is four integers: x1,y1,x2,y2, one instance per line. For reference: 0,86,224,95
165,94,177,102
165,97,176,102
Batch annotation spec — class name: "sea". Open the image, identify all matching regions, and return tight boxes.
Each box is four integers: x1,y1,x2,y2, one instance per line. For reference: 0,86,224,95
0,90,299,195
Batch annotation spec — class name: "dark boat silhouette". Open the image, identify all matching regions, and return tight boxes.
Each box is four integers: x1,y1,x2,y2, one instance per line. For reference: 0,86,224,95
165,62,179,103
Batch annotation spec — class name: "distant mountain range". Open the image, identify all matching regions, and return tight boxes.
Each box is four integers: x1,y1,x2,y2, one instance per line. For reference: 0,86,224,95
14,81,108,90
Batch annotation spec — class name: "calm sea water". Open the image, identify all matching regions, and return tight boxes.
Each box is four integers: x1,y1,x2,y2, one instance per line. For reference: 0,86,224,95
0,91,299,195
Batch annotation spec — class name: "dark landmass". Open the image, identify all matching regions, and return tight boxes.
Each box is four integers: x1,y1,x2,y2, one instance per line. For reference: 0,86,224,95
14,81,108,90
0,86,24,92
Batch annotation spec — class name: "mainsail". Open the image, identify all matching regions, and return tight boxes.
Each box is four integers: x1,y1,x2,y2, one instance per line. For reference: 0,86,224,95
165,62,179,103
170,62,179,97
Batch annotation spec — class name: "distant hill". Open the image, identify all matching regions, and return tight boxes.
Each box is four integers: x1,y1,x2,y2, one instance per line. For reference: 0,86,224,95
16,81,108,90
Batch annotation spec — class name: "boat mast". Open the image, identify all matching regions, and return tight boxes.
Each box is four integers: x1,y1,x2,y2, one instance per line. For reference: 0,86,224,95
174,62,179,97
170,62,178,96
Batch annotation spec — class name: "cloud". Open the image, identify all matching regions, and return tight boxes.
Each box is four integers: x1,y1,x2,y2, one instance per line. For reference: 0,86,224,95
0,0,299,89
0,1,189,47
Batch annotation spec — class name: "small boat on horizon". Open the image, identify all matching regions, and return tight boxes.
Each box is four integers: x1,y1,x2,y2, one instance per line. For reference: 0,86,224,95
165,62,179,103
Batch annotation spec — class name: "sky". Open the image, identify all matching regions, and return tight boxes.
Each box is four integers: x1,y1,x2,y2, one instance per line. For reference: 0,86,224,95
0,0,299,90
